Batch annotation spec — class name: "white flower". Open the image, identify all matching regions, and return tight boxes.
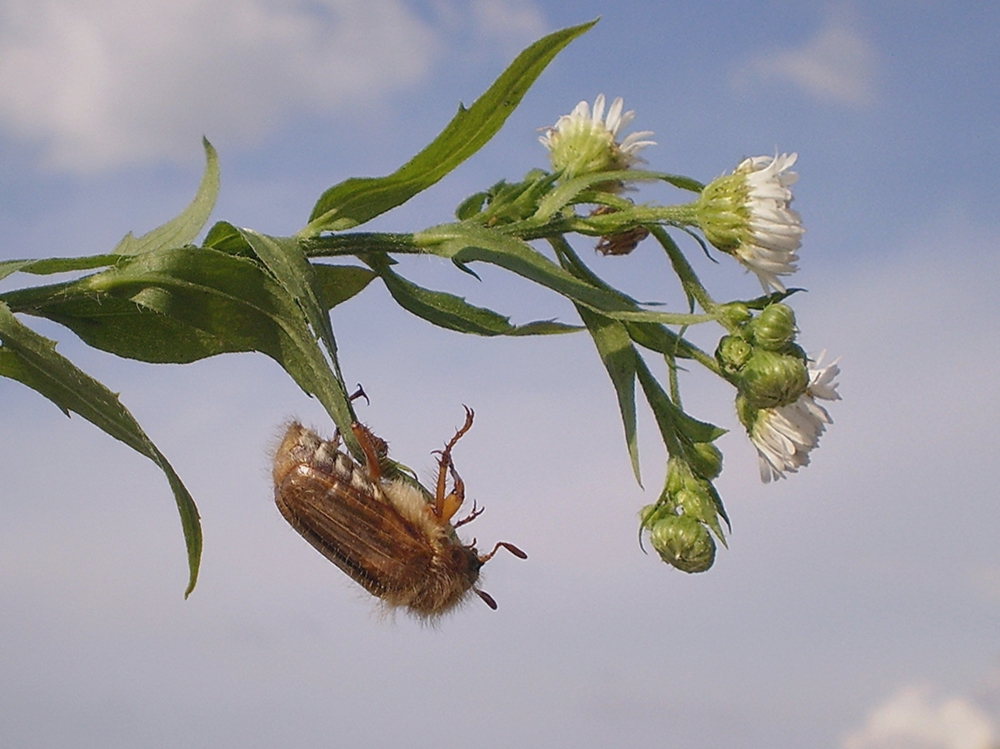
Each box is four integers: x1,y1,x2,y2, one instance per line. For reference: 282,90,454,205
539,94,655,180
696,153,804,293
750,352,840,482
736,153,804,292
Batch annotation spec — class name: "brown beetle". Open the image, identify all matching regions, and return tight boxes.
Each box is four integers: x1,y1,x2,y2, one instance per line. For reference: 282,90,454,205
272,407,525,617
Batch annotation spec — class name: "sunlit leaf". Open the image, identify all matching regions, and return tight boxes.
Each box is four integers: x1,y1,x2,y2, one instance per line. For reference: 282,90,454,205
303,20,597,235
577,307,642,485
113,138,220,256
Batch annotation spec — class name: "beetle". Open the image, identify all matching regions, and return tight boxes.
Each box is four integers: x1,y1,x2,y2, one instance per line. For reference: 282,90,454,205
272,407,525,617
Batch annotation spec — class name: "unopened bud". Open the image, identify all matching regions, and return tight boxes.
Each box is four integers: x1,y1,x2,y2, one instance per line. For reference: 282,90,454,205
740,349,808,409
718,302,752,327
687,441,723,480
650,515,716,573
748,303,797,351
716,334,753,374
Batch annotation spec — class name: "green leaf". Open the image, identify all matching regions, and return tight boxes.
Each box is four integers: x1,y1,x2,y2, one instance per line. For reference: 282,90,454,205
302,20,597,235
113,138,220,256
235,229,339,361
418,223,714,326
202,221,255,257
505,319,581,336
576,307,642,485
233,229,361,440
0,260,33,282
7,247,363,456
313,264,378,309
2,255,122,278
0,303,202,597
367,255,574,336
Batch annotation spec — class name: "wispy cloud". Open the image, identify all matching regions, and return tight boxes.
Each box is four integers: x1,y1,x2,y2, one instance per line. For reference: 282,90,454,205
735,11,879,106
0,0,439,172
843,685,997,749
471,0,547,51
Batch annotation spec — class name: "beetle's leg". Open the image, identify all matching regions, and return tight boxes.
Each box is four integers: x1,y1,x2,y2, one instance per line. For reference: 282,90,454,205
344,385,384,481
474,588,498,610
432,406,474,523
351,422,385,483
347,384,370,406
453,500,484,528
479,541,528,563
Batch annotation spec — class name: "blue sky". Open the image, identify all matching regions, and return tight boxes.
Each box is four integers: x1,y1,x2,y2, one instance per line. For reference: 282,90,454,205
2,2,1000,748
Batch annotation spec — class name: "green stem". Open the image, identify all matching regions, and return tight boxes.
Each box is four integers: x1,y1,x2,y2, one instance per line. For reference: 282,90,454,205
634,355,685,459
303,232,421,257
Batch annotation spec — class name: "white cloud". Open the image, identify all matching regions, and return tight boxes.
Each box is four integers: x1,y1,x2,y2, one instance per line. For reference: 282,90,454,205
0,0,438,171
843,686,997,749
736,10,878,106
470,0,546,51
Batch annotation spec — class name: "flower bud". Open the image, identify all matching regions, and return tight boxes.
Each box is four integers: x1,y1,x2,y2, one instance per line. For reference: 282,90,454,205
664,457,686,496
650,515,716,573
675,486,717,527
716,334,753,374
718,302,752,327
748,304,797,351
687,441,723,480
739,348,808,410
694,172,747,252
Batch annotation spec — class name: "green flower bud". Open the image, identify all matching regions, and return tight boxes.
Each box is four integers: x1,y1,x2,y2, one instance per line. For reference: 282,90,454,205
716,334,753,374
650,516,716,573
739,349,808,409
718,302,752,327
694,172,748,252
687,441,723,480
748,304,797,351
675,486,718,527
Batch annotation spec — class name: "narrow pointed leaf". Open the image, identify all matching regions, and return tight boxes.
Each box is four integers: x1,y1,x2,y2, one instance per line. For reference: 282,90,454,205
576,307,642,485
114,138,220,255
418,224,713,326
67,248,358,452
303,20,597,235
236,229,340,362
2,255,121,279
368,256,574,336
0,303,202,597
635,356,726,450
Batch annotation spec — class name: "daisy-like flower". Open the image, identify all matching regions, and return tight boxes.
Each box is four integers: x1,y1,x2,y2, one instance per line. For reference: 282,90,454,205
747,352,841,482
539,94,655,183
695,153,804,293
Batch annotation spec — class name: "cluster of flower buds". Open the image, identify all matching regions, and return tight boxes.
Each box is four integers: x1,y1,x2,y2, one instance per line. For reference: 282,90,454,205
640,453,726,573
716,303,840,482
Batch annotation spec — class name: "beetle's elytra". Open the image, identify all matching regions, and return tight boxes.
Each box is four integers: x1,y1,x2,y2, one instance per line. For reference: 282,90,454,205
273,408,525,616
